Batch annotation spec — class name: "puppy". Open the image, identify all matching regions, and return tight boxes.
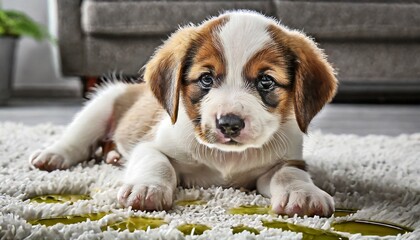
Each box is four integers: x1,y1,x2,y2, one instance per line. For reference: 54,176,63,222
30,10,337,217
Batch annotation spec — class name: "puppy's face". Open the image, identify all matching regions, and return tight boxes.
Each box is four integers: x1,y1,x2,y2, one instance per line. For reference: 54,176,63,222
146,11,337,152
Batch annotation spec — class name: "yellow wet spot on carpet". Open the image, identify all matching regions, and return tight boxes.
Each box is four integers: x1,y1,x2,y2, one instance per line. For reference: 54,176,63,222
29,212,106,226
30,194,91,204
102,216,165,232
232,225,260,235
332,220,412,236
333,208,358,217
229,205,271,215
262,220,348,240
176,199,207,206
177,224,211,235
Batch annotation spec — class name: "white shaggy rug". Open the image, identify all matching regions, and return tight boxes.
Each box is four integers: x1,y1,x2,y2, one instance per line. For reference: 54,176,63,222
0,122,419,239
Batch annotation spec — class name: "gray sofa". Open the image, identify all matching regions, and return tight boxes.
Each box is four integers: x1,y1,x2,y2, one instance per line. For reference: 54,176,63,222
57,0,420,101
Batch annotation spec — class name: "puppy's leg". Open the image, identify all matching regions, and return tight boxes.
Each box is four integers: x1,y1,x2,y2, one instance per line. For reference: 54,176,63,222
118,142,176,211
29,83,129,171
257,160,334,217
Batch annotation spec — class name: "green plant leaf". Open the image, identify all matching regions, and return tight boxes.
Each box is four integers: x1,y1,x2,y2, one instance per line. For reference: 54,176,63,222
0,9,52,41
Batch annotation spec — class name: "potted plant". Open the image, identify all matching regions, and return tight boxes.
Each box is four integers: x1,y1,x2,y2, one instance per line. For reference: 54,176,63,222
0,8,51,104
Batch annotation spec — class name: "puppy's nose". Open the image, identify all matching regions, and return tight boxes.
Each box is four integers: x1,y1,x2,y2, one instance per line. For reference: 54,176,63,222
216,114,245,138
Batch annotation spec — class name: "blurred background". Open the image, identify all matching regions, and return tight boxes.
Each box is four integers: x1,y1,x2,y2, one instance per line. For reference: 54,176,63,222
0,0,419,135
1,0,81,98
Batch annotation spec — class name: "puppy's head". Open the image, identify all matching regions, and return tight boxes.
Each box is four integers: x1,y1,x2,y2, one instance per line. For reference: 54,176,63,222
145,11,337,152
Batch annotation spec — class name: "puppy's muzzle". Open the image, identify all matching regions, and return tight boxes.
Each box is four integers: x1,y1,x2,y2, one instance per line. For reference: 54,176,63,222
216,114,245,138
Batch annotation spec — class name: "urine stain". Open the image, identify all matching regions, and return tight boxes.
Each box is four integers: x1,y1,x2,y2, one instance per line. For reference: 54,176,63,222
176,199,207,206
230,205,357,218
332,220,412,236
229,205,271,215
262,220,348,240
333,208,358,217
232,225,260,235
102,216,166,232
177,224,211,235
30,194,91,204
29,212,106,226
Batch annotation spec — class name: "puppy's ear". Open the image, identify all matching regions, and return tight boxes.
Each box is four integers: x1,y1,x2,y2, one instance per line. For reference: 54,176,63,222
290,33,337,133
271,26,338,133
144,26,197,124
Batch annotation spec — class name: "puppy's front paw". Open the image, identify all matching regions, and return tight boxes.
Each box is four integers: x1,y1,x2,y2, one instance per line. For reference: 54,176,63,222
118,184,173,211
29,146,77,171
271,183,334,217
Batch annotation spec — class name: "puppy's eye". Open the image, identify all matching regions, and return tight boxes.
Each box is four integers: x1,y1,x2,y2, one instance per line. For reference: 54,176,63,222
257,74,275,92
199,73,214,90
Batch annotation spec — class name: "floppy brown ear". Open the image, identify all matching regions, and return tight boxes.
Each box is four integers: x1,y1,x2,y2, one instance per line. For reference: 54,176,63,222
144,26,197,124
285,31,338,133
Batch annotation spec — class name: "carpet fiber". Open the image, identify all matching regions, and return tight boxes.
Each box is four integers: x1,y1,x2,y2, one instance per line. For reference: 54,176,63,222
0,122,419,239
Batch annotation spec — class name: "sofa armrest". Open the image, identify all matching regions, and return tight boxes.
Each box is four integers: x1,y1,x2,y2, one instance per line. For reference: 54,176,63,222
56,0,86,76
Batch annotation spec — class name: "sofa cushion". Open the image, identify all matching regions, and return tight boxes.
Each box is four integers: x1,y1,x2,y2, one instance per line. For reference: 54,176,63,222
81,0,271,36
274,1,420,40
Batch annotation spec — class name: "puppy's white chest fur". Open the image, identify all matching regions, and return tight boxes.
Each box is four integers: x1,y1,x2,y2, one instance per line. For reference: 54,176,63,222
171,154,273,189
148,105,303,189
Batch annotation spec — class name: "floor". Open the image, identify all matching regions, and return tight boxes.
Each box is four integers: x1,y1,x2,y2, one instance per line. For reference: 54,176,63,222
0,98,419,136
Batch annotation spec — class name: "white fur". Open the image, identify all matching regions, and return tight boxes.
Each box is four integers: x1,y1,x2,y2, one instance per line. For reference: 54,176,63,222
30,11,334,216
218,11,273,88
258,166,334,216
199,86,280,152
29,82,129,170
118,142,176,210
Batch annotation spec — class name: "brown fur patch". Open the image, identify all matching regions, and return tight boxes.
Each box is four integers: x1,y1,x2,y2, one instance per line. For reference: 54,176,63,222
144,16,228,126
144,26,198,124
243,44,291,87
277,91,295,123
113,84,144,122
243,43,296,122
267,25,338,133
180,17,228,128
113,83,164,155
99,83,145,143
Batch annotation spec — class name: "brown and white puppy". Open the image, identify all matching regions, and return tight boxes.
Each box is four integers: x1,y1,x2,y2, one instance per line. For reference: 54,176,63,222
30,11,337,217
